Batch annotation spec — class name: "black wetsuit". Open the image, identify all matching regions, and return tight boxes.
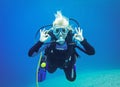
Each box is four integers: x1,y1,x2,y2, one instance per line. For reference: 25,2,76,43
28,31,95,81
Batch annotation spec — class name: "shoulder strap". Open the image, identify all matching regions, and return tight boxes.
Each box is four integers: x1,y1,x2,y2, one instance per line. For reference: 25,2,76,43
75,45,86,53
65,30,74,44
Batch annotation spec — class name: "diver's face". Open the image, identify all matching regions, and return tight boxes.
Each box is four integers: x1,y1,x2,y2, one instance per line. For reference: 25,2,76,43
53,28,68,44
54,28,68,39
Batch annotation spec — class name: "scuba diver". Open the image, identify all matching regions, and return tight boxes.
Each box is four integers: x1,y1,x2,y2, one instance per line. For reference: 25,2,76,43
28,11,95,82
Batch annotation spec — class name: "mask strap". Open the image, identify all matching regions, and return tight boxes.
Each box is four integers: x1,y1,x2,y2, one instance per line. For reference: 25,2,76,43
69,18,80,28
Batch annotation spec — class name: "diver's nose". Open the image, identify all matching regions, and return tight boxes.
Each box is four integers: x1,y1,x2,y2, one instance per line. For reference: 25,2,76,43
59,32,63,37
59,32,62,35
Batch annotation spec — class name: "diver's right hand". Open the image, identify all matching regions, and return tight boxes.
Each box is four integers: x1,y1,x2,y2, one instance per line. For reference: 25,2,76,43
39,29,51,43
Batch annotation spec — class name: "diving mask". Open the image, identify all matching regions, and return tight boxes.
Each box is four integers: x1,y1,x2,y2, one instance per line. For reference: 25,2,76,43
53,27,68,35
52,27,69,44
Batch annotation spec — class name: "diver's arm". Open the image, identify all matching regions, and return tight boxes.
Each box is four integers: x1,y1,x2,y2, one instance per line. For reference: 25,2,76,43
73,27,95,55
28,29,51,57
28,41,44,57
80,39,95,55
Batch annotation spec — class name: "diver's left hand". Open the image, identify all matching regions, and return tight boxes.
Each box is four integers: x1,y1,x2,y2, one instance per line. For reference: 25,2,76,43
73,27,84,42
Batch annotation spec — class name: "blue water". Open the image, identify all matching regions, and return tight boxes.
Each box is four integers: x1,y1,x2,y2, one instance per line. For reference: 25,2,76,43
0,0,120,87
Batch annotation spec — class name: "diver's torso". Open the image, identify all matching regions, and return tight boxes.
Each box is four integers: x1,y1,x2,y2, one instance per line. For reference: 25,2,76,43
45,43,73,67
45,43,69,59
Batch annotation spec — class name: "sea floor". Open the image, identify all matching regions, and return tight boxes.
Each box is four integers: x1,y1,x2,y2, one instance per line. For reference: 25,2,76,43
29,69,120,87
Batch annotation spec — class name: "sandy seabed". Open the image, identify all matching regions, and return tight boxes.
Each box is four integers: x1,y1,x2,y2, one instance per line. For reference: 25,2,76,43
29,69,120,87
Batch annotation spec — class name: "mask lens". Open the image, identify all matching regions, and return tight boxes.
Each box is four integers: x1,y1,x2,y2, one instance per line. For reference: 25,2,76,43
62,28,66,33
55,28,59,33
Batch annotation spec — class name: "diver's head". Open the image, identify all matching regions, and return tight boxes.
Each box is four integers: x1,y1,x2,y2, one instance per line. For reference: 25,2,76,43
52,11,71,44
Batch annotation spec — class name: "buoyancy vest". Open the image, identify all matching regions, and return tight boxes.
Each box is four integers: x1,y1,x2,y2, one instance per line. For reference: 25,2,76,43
44,30,78,67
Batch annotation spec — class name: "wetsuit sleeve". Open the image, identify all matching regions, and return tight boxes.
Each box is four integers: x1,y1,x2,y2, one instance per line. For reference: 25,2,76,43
28,41,44,57
80,39,95,55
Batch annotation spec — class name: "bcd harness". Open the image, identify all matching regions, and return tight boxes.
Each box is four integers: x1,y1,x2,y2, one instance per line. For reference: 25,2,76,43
43,30,80,68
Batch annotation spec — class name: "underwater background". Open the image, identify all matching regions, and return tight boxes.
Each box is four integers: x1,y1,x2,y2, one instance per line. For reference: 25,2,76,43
0,0,120,87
